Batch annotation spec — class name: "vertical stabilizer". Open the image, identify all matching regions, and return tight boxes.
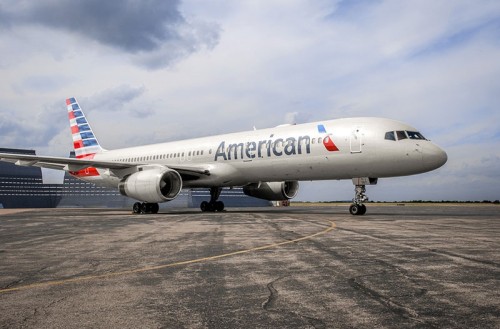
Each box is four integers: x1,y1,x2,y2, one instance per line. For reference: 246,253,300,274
66,97,104,159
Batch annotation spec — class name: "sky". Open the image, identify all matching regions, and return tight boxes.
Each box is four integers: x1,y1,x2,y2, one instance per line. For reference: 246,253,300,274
0,0,499,202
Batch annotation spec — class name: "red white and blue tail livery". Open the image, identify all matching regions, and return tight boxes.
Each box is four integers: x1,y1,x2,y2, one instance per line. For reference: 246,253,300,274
66,97,104,158
0,97,447,215
66,98,104,179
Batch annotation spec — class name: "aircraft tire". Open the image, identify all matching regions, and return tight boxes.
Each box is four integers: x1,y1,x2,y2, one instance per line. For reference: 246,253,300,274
349,204,366,216
133,202,142,214
200,201,209,212
140,203,148,214
151,203,159,214
215,201,225,212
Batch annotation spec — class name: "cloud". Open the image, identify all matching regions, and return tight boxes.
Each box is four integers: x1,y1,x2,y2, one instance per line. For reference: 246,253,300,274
13,75,72,94
0,0,220,68
0,99,66,149
85,84,147,115
132,18,220,69
284,112,311,125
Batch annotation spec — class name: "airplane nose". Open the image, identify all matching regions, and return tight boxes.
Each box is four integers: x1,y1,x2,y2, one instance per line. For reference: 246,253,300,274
422,143,447,171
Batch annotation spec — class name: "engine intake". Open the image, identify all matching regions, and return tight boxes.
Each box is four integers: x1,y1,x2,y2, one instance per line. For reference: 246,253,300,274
118,167,182,203
243,181,299,201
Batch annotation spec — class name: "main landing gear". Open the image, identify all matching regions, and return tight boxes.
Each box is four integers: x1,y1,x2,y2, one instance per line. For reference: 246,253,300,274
349,184,368,216
133,202,159,214
200,187,225,212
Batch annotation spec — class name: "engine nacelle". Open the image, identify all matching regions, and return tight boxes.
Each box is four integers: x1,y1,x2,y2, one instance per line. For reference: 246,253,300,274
118,167,182,203
243,181,299,201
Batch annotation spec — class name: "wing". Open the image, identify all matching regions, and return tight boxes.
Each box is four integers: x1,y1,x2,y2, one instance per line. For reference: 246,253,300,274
0,153,211,179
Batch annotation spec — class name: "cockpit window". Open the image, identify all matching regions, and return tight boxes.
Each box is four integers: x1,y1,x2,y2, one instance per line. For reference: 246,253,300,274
406,131,426,140
396,131,408,140
384,131,396,141
386,130,428,141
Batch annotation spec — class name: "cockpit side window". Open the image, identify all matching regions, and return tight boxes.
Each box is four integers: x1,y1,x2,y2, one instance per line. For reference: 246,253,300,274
384,131,396,141
396,131,408,140
407,131,426,140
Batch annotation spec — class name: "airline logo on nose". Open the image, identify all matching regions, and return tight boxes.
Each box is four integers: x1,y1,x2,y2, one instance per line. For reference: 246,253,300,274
317,124,339,152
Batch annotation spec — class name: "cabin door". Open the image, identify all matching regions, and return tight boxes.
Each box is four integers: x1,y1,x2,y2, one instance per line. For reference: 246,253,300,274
350,128,362,153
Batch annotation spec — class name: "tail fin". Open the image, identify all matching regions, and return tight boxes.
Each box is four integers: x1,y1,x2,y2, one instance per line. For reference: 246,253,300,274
66,97,105,159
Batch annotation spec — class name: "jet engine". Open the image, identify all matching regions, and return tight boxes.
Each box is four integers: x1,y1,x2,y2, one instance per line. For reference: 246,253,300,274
118,167,182,203
243,181,299,201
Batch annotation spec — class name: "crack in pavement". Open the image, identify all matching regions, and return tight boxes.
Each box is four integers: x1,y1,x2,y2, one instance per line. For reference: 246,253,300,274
261,276,326,329
1,266,50,290
261,276,283,310
348,274,437,328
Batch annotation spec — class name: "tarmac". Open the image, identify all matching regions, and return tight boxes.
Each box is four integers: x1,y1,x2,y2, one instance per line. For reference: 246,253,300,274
0,204,498,328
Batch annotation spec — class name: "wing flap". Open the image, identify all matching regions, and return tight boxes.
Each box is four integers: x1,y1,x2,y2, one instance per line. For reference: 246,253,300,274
35,162,68,170
15,160,38,166
168,165,211,176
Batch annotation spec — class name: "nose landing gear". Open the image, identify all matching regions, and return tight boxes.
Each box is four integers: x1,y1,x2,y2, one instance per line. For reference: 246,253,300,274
200,187,225,212
350,184,367,215
349,178,377,215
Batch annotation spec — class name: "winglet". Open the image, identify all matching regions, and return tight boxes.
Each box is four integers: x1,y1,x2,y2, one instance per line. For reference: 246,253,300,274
66,97,105,159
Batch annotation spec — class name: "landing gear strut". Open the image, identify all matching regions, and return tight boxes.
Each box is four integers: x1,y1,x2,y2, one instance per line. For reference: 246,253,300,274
133,202,159,214
349,184,367,216
200,187,225,212
349,178,377,216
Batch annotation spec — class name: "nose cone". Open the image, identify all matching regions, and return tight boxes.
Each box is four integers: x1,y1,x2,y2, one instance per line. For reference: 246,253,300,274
422,143,448,171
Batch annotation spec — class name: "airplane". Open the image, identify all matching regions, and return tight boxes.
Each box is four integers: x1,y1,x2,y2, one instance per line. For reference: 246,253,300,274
0,97,447,215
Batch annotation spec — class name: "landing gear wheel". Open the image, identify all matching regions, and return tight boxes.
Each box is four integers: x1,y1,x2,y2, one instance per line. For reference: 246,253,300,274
215,201,225,212
349,204,367,216
140,203,149,214
200,187,224,212
133,202,159,214
133,202,141,214
151,203,159,214
349,204,360,215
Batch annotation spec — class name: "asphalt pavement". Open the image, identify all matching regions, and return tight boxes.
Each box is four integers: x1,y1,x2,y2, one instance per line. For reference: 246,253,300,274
0,205,498,328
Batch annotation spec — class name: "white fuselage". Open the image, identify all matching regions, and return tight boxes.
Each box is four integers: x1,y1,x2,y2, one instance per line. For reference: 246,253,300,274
86,117,447,189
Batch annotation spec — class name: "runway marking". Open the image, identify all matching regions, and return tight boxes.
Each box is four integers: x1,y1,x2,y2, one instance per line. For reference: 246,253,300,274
0,220,336,294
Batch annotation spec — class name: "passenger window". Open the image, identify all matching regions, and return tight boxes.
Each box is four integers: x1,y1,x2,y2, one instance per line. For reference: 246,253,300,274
385,131,396,141
396,131,408,140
